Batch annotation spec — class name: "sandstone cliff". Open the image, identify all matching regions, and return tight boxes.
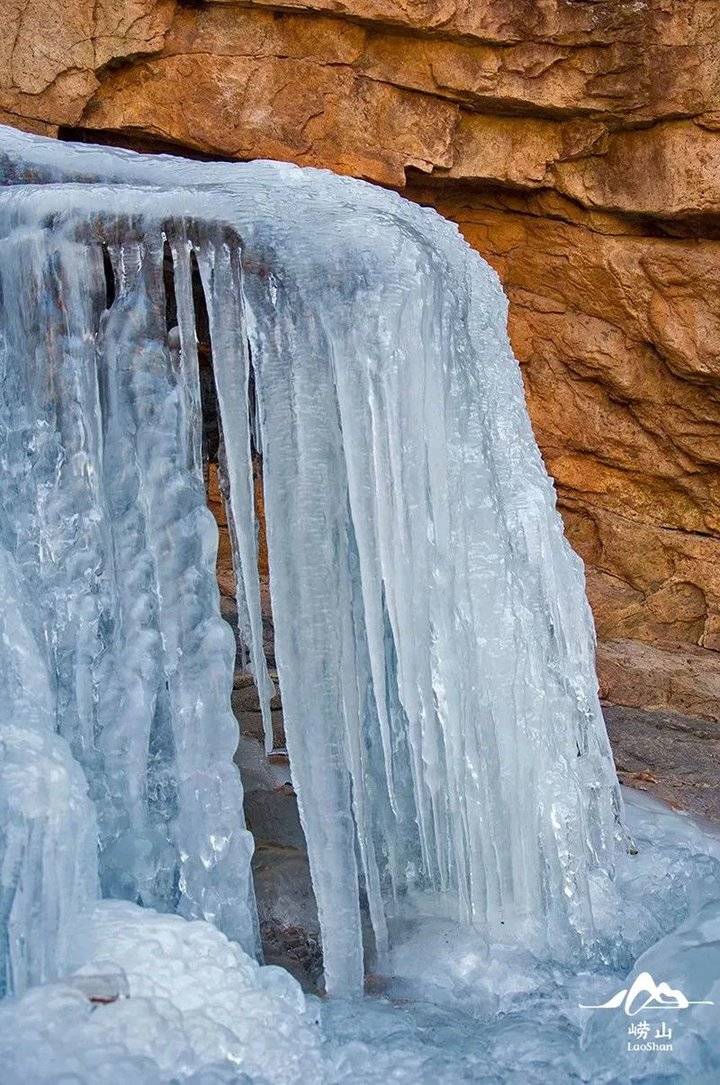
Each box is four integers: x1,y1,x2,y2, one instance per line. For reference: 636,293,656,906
2,0,719,719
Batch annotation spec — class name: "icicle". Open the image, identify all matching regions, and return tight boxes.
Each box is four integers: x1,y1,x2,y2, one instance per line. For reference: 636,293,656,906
243,265,366,995
169,227,203,481
194,235,275,754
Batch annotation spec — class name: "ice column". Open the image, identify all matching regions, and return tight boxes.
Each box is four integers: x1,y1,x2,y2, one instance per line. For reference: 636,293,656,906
0,546,98,996
0,190,260,964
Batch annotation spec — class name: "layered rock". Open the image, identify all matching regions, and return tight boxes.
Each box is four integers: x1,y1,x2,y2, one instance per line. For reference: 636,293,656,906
1,0,718,722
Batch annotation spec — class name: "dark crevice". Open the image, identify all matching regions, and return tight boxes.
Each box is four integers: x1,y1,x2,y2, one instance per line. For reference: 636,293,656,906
162,239,177,333
60,126,720,241
405,174,720,240
58,125,236,163
248,346,262,460
101,243,115,309
188,250,221,467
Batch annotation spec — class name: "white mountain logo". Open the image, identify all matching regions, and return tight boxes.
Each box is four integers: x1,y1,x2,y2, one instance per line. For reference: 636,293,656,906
580,971,714,1016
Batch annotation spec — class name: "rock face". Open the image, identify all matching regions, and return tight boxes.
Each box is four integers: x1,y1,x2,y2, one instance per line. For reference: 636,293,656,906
604,703,720,822
2,0,719,719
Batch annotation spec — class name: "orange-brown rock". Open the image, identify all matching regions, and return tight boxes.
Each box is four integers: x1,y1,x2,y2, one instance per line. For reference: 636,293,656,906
1,0,718,720
0,1,176,132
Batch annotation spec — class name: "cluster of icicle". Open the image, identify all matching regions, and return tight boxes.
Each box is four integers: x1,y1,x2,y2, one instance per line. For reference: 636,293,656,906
0,125,623,998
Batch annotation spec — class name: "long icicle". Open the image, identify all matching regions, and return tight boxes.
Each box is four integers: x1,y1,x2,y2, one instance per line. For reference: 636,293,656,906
195,234,275,753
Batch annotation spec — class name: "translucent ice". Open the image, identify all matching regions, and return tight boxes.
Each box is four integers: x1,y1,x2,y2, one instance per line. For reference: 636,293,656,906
0,724,98,998
0,124,624,996
0,546,98,996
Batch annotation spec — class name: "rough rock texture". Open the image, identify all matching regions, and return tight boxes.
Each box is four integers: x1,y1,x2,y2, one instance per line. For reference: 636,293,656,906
2,0,719,721
605,703,720,822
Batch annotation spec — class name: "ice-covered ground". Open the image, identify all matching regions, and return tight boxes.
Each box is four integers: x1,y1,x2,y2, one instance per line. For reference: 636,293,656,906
1,788,718,1083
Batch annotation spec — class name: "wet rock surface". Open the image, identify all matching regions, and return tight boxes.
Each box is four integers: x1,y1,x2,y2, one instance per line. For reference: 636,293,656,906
604,703,720,823
251,846,324,992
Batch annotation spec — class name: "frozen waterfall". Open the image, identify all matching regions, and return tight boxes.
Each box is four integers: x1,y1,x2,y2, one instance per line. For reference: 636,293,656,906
0,125,623,998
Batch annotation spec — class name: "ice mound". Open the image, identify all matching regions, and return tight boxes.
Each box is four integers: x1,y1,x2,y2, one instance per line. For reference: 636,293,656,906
319,792,720,1083
580,792,720,1079
0,901,318,1084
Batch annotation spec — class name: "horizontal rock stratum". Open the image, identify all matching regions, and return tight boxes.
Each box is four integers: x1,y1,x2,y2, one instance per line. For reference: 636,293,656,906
1,0,718,718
